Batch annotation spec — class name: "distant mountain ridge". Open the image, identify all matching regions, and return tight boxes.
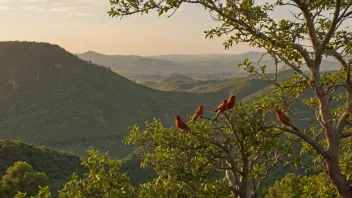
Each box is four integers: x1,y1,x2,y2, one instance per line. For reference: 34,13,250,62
77,51,341,82
76,51,284,79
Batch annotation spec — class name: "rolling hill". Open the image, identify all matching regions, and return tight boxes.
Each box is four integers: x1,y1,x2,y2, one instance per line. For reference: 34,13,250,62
0,41,226,159
0,139,155,195
76,51,282,81
78,51,342,84
0,140,84,194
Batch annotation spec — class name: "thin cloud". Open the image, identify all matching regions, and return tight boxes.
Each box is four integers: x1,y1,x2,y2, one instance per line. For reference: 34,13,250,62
20,5,41,10
0,5,11,10
26,0,46,2
69,12,93,17
48,7,74,12
176,8,184,13
4,0,105,13
51,23,108,28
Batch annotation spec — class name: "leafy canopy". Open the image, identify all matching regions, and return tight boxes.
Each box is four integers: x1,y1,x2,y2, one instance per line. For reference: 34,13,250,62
109,0,352,196
124,103,291,197
0,161,48,198
59,147,135,198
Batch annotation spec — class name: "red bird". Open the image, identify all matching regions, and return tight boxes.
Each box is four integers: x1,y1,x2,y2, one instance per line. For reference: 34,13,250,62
275,109,299,131
191,105,204,121
175,116,190,131
213,100,228,119
226,95,236,111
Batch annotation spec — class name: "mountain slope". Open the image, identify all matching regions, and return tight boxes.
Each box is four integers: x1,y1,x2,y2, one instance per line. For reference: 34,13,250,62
0,41,223,158
0,140,84,194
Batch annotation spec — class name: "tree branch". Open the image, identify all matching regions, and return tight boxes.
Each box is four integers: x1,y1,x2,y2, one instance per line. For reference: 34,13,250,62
188,0,314,66
321,0,342,49
261,124,329,158
293,0,320,51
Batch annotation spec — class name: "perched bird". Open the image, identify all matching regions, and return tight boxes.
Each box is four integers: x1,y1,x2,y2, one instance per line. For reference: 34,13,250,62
191,105,204,121
275,109,299,131
213,100,228,119
175,116,190,131
226,95,236,111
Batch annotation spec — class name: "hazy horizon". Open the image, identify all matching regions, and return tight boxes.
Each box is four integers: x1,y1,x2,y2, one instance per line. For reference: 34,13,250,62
2,0,350,56
0,0,270,56
76,49,266,56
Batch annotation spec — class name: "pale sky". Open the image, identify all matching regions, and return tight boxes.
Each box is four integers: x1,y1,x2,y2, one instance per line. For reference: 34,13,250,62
0,0,349,56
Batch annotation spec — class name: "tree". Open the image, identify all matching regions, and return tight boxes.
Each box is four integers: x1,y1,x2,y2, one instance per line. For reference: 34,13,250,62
0,161,49,198
124,103,290,198
265,173,337,198
58,147,135,198
109,0,352,196
14,186,52,198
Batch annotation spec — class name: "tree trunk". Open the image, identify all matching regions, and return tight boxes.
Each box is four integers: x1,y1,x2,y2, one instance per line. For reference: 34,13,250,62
239,160,249,198
326,156,352,197
225,170,238,197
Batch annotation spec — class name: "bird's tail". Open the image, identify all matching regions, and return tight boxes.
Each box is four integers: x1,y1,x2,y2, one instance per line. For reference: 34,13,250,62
212,109,218,112
290,124,300,132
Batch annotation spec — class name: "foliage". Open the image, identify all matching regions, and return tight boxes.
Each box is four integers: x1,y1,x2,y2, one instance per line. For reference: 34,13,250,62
0,161,49,198
265,173,337,198
109,0,352,196
14,186,52,198
124,103,290,198
59,147,135,198
0,140,85,195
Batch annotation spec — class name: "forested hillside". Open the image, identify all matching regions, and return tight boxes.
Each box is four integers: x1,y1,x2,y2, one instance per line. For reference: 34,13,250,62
0,140,84,193
0,41,224,158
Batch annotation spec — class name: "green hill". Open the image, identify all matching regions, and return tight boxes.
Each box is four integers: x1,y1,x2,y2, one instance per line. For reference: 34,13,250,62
0,139,156,195
149,74,271,100
0,41,225,159
0,140,84,194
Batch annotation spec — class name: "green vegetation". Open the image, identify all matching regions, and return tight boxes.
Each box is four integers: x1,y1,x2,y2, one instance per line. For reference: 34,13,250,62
124,103,291,197
2,0,352,195
0,42,331,197
59,148,135,198
265,173,336,198
0,161,48,198
0,140,84,194
108,0,352,197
